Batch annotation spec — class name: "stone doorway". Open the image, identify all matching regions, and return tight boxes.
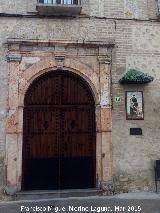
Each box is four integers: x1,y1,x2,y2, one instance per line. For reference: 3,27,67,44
5,39,114,194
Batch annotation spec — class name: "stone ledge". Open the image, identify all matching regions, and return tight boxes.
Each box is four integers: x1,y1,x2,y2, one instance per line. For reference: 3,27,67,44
6,54,22,63
6,38,115,48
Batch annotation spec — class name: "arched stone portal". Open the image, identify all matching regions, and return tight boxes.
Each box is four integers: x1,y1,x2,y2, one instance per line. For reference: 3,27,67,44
5,39,113,193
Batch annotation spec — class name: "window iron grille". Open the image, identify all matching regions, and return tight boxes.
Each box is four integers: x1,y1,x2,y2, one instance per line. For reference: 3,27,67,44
38,0,81,5
157,0,160,15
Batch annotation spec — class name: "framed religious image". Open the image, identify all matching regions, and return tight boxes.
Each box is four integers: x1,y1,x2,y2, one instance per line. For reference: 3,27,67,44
126,91,144,120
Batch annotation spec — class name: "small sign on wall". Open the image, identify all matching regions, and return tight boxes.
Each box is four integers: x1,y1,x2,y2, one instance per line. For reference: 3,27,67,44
115,96,121,103
130,128,142,135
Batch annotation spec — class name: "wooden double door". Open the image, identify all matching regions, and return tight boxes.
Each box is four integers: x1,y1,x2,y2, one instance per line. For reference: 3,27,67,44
22,71,96,190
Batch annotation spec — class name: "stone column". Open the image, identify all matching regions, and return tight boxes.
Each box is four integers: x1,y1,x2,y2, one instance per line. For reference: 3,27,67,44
98,55,113,189
5,54,22,194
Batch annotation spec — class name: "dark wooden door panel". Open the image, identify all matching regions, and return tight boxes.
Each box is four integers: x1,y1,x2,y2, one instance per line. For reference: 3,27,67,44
61,109,95,157
61,74,93,104
23,109,59,159
22,70,96,190
25,74,60,105
60,108,96,189
60,157,95,189
23,159,59,190
22,109,60,190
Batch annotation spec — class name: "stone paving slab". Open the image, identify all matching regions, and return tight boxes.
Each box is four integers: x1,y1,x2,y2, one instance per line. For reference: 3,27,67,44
112,192,160,199
0,193,160,213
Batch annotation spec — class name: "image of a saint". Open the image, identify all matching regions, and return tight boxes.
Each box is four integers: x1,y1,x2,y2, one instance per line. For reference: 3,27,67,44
130,95,139,116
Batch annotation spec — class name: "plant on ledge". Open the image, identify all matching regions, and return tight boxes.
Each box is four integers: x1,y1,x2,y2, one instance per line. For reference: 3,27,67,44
119,69,154,84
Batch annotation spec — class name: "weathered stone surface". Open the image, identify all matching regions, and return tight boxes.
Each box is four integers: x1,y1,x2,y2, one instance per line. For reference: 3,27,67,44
6,134,18,186
6,110,18,133
100,180,115,195
0,0,159,199
4,185,18,196
0,0,158,19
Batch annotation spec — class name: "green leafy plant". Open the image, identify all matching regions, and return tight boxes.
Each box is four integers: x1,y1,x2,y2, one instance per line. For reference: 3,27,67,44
119,69,154,84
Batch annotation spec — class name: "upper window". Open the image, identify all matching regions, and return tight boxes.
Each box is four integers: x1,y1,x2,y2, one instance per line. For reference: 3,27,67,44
157,0,160,15
37,0,82,16
38,0,80,5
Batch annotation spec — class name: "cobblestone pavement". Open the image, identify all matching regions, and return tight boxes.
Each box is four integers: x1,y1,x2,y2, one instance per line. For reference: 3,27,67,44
0,193,160,213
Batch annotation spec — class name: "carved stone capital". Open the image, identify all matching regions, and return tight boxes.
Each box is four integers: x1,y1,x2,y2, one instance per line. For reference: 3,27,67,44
98,55,111,64
7,54,22,63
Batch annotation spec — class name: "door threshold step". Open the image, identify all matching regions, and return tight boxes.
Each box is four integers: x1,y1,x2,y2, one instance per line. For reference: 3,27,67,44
14,189,101,200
